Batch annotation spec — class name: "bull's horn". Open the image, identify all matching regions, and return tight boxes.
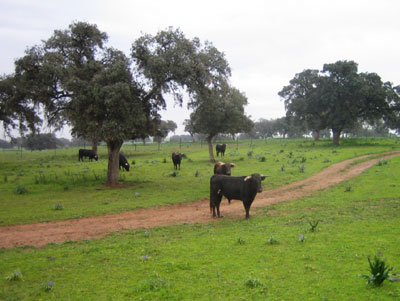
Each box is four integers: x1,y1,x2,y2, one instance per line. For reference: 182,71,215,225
244,176,252,181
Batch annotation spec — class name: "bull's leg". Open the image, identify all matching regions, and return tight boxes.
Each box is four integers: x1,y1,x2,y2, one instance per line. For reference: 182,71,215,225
243,201,252,219
216,195,223,217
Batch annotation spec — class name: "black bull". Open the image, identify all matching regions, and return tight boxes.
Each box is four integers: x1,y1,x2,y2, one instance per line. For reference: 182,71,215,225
210,174,266,219
119,153,130,171
78,149,98,161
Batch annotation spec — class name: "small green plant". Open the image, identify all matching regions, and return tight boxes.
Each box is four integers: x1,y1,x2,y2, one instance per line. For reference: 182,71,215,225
169,171,179,177
4,175,8,183
54,204,64,210
247,150,253,158
15,185,27,195
377,160,388,166
345,185,352,192
280,165,285,172
259,156,266,162
6,270,23,281
298,165,305,173
162,158,167,163
63,184,70,191
360,255,393,286
194,170,200,177
308,219,320,232
44,280,54,292
237,238,246,245
301,157,307,163
266,237,279,245
245,277,262,288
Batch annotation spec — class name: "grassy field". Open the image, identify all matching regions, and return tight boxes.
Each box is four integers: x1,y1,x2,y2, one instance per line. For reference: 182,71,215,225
0,137,399,226
0,138,400,300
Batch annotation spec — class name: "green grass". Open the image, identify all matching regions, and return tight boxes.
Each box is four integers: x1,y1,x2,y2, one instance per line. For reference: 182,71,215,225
1,144,400,300
1,137,399,226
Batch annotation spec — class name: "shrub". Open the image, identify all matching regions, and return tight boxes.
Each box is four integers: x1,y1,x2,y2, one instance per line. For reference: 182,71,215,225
194,170,200,177
259,156,266,162
15,185,27,195
247,150,253,158
345,185,352,192
298,165,305,173
360,255,393,286
162,158,167,163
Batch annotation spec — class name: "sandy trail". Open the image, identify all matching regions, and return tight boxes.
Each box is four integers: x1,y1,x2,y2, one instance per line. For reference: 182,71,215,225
1,151,399,249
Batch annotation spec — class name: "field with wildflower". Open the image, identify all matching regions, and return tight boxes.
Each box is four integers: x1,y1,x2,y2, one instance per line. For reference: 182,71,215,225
1,138,400,299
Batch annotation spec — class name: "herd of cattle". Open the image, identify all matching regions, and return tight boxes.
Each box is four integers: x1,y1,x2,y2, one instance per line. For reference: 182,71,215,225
78,143,266,219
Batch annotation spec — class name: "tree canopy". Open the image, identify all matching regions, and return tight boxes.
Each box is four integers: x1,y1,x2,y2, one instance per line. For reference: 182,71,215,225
188,82,253,162
279,60,394,145
0,22,236,184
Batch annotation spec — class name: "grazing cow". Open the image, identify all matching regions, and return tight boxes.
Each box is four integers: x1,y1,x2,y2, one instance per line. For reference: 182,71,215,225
119,153,130,171
210,173,266,219
78,149,98,162
172,152,184,170
216,144,226,157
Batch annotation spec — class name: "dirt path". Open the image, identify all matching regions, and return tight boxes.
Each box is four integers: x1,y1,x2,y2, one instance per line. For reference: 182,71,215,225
1,151,399,249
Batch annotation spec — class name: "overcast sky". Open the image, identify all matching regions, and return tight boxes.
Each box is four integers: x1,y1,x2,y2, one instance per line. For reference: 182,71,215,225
1,0,400,138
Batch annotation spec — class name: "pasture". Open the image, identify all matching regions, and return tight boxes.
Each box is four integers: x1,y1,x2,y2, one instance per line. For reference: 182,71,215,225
1,138,400,299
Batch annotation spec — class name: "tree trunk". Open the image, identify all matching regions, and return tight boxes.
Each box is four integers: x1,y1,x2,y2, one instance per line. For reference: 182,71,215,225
207,136,215,163
91,139,98,155
106,139,123,186
313,130,320,141
332,129,341,146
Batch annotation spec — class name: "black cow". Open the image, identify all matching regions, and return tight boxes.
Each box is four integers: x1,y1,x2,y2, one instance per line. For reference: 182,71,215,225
210,173,266,219
216,144,226,157
172,152,184,170
214,161,235,176
213,161,236,203
78,149,98,162
119,153,130,171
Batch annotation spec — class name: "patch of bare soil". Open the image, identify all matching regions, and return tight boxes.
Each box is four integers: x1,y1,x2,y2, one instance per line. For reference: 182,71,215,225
1,151,399,249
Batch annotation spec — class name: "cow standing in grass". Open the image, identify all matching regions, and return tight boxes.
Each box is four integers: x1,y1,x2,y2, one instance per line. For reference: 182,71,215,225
214,161,235,176
172,152,184,170
78,149,98,162
210,173,266,219
214,161,236,203
216,144,226,157
119,153,130,171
